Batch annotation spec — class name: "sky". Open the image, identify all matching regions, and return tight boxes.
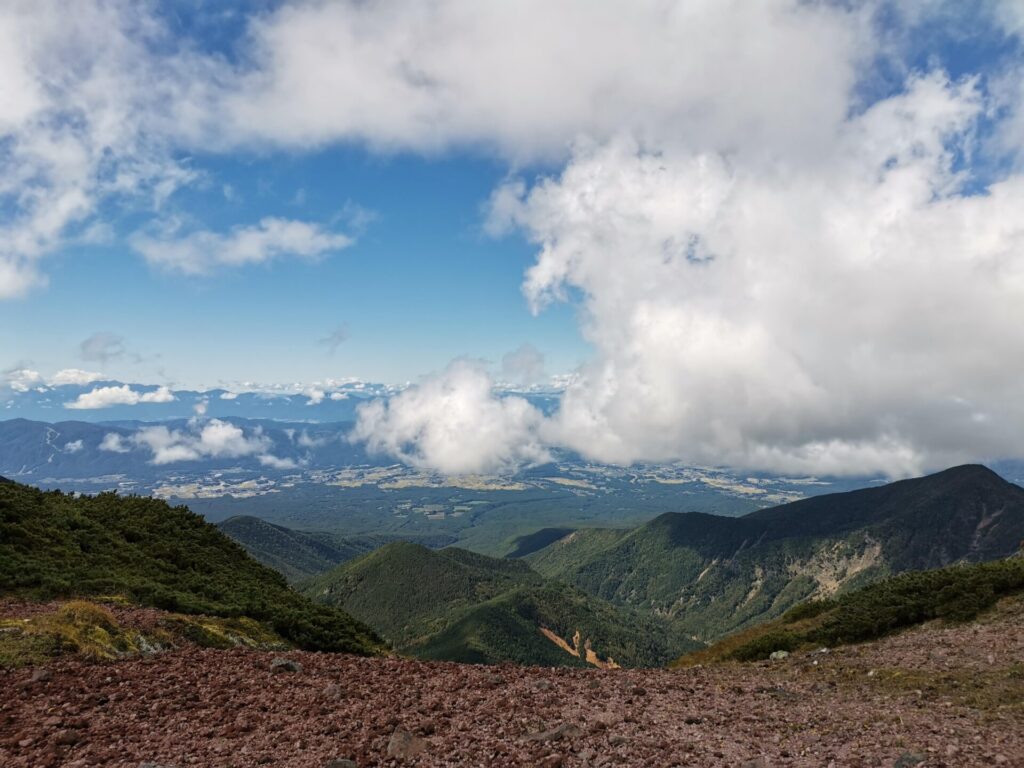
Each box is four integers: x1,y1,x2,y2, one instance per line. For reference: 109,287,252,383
2,0,1024,477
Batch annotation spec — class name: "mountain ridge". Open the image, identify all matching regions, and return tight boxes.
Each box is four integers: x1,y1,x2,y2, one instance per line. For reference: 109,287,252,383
301,541,701,667
526,464,1024,641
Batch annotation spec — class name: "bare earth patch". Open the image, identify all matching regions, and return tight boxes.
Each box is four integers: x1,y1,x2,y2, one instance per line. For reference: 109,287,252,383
1,602,1022,767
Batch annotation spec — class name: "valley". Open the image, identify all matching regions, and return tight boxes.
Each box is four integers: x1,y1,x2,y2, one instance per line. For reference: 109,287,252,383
4,462,1024,765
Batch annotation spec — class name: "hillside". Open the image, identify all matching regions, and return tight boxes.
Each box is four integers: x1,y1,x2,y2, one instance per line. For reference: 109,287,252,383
678,553,1024,664
216,516,407,582
526,465,1024,641
302,542,699,667
0,479,382,655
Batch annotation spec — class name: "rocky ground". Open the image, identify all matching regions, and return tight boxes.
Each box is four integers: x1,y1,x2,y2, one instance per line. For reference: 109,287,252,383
2,600,1023,768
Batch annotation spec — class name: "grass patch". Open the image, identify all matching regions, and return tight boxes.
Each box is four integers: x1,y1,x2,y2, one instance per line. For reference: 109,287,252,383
0,599,290,668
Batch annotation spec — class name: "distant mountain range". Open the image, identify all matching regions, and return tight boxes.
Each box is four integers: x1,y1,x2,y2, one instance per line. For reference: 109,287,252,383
523,464,1024,641
0,377,561,423
0,416,371,482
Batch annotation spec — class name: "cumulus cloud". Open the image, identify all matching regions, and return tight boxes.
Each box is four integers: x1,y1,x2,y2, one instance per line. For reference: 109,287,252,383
63,439,83,453
65,384,175,409
228,0,861,160
501,344,546,386
99,418,291,467
258,453,298,470
131,218,353,276
50,369,104,386
2,368,43,393
6,1,1024,476
348,4,1024,477
351,361,551,474
304,388,326,406
99,432,129,453
296,430,327,448
480,70,1024,477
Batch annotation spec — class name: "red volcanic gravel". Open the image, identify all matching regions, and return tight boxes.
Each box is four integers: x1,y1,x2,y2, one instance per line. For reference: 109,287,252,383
2,612,1023,767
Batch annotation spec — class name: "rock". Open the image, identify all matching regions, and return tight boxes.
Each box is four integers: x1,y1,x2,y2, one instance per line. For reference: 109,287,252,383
323,683,346,698
630,686,647,697
608,735,628,746
53,730,80,746
535,679,552,691
683,716,703,725
387,727,427,760
482,673,504,689
769,651,789,661
269,658,303,674
138,764,179,768
893,752,925,768
29,668,52,683
524,723,584,742
324,760,357,768
740,758,769,768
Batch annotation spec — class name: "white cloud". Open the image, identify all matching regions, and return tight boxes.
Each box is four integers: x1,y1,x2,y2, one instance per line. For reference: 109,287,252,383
3,368,42,393
63,439,83,453
131,218,353,276
501,344,546,386
258,453,298,470
99,432,129,453
0,0,216,298
126,418,280,466
296,430,327,448
139,386,175,404
228,0,862,161
219,391,238,400
65,384,137,409
481,72,1024,477
351,361,551,474
65,384,175,409
50,369,104,386
6,1,1024,477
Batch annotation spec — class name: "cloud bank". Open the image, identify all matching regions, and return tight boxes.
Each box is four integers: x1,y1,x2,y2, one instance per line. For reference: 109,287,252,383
66,384,175,409
351,361,551,475
349,4,1024,477
5,1,1024,475
99,418,292,467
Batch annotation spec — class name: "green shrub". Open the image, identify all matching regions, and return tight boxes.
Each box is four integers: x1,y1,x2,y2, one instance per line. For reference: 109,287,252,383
719,557,1024,661
0,481,383,655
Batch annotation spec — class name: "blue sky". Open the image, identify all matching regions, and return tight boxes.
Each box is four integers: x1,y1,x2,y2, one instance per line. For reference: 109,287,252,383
0,146,587,388
2,1,1024,477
